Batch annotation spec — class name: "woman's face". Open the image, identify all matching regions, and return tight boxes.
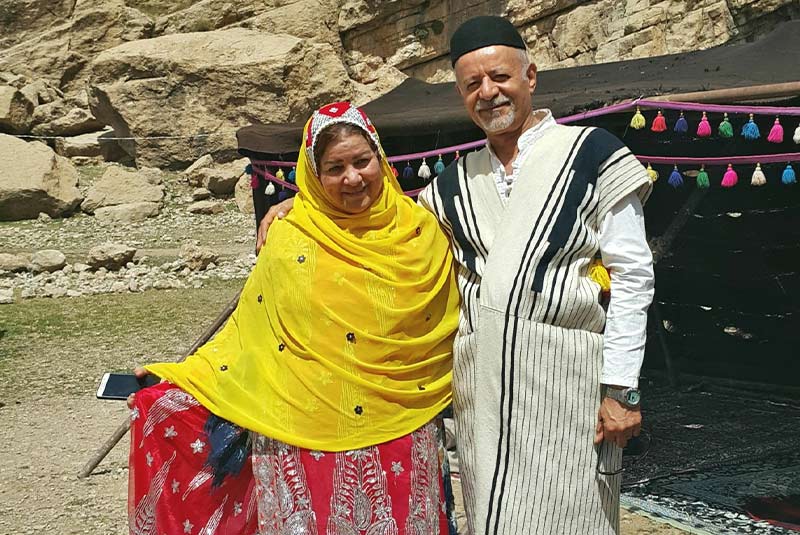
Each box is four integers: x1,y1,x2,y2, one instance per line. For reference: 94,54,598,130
317,132,384,214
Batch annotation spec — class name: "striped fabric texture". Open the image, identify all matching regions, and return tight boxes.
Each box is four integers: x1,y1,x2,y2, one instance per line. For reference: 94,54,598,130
419,125,652,534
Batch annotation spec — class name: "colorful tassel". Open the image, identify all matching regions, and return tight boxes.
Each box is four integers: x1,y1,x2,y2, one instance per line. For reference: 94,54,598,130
767,117,784,143
651,110,667,132
275,168,285,180
696,112,712,137
718,112,734,138
402,162,414,180
245,163,253,175
418,158,431,179
668,165,683,188
696,165,710,188
783,164,797,185
630,106,646,130
741,114,760,140
434,154,446,175
265,181,276,195
750,163,767,186
794,125,800,144
646,163,659,182
588,259,611,293
721,164,738,188
674,111,688,134
287,167,296,183
390,165,399,177
250,173,259,189
454,150,461,160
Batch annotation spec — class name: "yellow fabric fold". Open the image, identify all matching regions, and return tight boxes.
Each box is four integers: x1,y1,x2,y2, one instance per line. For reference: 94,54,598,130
147,112,459,451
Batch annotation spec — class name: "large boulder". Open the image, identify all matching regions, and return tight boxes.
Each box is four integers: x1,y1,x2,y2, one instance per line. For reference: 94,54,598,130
234,173,254,215
30,102,104,137
94,202,161,224
81,165,164,214
0,85,34,134
0,134,82,220
87,243,136,270
88,28,354,168
30,249,66,273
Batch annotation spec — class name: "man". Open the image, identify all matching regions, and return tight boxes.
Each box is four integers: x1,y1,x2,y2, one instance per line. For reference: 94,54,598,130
257,16,654,535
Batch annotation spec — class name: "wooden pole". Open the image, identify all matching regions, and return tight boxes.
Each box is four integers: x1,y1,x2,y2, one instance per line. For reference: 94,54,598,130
77,289,242,479
647,82,800,105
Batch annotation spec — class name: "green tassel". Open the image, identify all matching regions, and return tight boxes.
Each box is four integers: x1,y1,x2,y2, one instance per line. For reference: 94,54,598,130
696,166,710,189
718,112,733,138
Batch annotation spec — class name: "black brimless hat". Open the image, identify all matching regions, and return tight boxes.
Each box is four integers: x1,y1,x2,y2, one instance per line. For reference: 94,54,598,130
449,16,527,66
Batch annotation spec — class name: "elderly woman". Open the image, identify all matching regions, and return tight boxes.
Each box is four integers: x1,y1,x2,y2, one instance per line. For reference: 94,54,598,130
128,102,460,535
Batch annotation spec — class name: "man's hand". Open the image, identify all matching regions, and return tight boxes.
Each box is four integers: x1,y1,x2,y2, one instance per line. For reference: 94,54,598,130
126,367,151,409
256,198,295,254
594,396,641,448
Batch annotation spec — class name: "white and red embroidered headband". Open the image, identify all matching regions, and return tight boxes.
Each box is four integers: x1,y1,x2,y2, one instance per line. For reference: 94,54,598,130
305,102,381,175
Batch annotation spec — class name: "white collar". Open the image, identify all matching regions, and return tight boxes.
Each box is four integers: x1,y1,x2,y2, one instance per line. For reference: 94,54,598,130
486,109,556,168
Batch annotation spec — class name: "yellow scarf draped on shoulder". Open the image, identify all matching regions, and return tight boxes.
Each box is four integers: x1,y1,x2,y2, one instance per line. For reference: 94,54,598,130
147,106,459,451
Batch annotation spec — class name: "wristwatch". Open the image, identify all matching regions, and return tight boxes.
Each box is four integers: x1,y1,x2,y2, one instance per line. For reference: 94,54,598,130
604,386,641,408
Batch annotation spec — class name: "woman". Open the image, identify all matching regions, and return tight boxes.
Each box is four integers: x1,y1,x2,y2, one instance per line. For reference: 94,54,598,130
128,102,460,534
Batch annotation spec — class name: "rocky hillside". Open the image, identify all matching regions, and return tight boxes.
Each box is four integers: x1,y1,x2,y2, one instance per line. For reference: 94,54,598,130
1,0,798,207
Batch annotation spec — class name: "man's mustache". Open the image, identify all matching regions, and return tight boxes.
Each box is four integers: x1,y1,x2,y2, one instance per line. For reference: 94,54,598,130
475,96,511,111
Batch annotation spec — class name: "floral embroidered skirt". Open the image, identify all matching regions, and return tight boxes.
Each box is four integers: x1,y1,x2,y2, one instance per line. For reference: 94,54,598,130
129,383,454,535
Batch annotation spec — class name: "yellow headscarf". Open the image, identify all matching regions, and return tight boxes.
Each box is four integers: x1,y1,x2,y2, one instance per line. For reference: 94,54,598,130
147,102,460,451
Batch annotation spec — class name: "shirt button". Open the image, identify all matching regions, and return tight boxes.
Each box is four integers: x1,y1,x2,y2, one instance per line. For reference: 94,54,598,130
257,295,263,303
297,255,305,263
220,365,228,371
346,332,356,342
278,343,285,351
354,405,363,415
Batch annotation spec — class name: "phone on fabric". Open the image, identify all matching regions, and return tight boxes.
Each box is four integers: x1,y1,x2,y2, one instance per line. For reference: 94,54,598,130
96,373,160,400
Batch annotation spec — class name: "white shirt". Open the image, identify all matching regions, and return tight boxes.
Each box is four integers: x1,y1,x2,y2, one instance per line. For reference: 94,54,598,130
487,112,654,388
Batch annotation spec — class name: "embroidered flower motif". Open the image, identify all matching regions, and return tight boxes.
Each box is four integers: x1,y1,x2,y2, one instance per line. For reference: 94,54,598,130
171,479,180,494
190,439,205,454
130,407,140,421
163,425,177,439
310,450,325,461
233,501,243,516
182,519,193,533
145,452,153,467
391,461,404,476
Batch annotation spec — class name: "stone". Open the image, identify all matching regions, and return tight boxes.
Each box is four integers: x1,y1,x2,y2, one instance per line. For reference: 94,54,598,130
19,80,62,106
54,127,113,158
73,262,91,272
111,281,127,292
194,167,240,196
0,134,82,220
88,29,354,168
192,188,211,201
86,243,137,271
81,166,164,214
187,200,223,215
94,202,161,224
30,249,66,273
0,288,14,304
184,154,214,184
66,289,83,298
234,173,255,215
30,101,105,137
0,85,34,134
36,212,52,222
179,244,219,271
0,253,29,272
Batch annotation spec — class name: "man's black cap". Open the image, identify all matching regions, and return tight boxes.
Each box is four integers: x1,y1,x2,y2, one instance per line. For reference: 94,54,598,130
449,16,527,67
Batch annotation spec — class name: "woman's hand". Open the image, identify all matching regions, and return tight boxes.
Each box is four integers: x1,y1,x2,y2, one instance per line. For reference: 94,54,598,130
256,198,295,253
126,367,151,409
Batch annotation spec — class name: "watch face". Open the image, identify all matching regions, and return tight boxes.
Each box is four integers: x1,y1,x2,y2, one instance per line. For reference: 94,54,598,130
625,389,641,405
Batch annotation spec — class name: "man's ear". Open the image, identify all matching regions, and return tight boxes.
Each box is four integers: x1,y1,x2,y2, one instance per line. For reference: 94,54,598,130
455,81,463,97
528,62,538,94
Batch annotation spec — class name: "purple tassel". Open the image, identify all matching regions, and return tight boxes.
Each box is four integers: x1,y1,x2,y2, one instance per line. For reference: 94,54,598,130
668,166,683,188
674,112,688,134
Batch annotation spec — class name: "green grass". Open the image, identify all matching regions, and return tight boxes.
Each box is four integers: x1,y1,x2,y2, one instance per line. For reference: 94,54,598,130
0,278,243,401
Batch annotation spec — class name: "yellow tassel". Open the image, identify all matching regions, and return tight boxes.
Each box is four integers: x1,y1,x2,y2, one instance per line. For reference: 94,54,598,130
275,168,285,180
630,106,646,130
588,259,611,292
646,163,659,182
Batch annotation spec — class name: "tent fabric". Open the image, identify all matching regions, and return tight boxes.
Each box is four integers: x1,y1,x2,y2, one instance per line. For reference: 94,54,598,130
237,20,800,158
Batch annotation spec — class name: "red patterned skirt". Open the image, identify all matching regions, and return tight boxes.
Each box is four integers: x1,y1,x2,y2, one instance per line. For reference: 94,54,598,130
129,383,450,534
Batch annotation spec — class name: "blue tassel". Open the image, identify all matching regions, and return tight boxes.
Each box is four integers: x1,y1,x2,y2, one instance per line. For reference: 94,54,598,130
287,167,296,184
434,155,446,175
674,112,688,134
782,164,796,185
668,166,683,188
402,162,414,180
741,113,761,140
244,163,253,175
203,414,251,487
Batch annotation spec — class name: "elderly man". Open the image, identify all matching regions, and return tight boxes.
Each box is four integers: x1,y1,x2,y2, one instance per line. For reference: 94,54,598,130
256,16,654,535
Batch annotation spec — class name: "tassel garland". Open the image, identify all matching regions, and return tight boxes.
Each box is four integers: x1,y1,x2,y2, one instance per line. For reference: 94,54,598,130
783,164,797,185
402,162,414,180
418,158,431,179
696,112,711,137
646,163,659,182
434,155,445,175
696,165,710,189
718,112,734,138
630,106,646,130
767,117,784,143
741,114,760,140
750,163,767,186
651,110,667,132
721,164,738,188
668,165,683,188
674,112,688,134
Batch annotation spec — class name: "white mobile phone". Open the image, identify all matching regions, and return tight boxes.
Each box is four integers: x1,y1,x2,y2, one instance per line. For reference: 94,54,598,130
96,373,160,400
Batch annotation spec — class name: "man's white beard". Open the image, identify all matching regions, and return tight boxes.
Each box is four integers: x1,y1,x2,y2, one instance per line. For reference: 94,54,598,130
475,97,516,133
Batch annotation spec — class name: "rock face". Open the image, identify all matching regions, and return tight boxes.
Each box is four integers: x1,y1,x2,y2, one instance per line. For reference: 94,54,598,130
87,243,137,270
88,28,354,168
0,134,82,220
81,166,165,214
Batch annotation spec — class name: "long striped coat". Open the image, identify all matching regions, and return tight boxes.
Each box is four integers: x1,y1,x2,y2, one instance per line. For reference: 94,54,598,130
419,125,652,535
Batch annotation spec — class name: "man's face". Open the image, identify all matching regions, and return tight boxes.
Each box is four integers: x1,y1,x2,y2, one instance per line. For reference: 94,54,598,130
454,45,537,135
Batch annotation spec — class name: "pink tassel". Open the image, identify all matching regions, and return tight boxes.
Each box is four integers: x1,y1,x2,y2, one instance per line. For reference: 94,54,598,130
767,117,784,143
696,112,712,137
721,164,738,188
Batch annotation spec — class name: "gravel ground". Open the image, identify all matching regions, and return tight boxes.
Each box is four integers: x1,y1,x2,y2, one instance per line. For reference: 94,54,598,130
0,162,689,534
